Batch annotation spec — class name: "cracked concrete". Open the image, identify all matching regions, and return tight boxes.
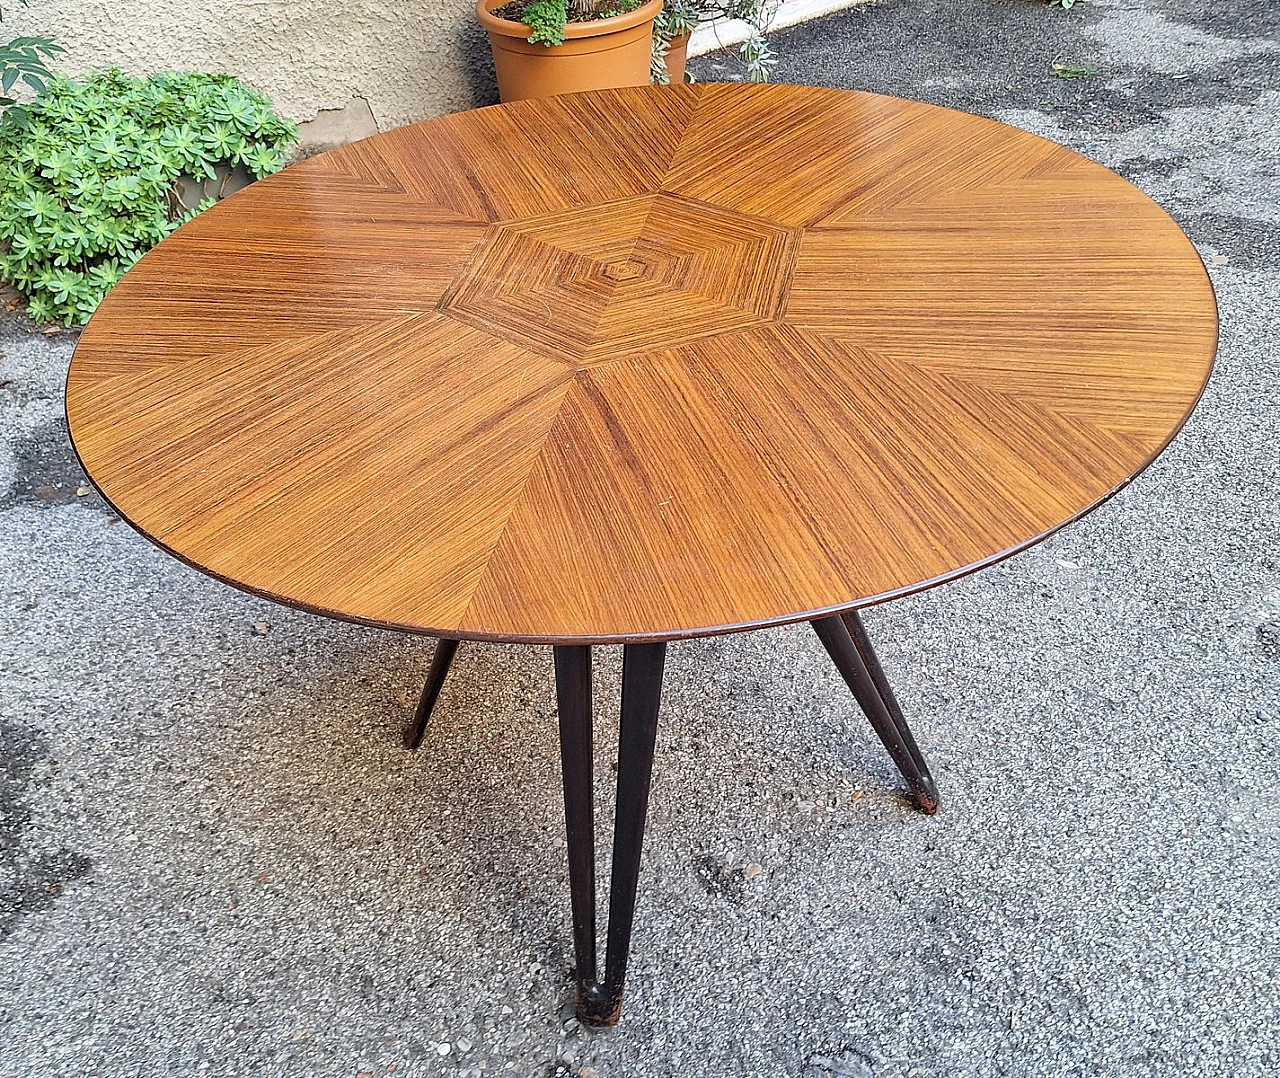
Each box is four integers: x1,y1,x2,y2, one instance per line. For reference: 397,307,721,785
2,1,1278,1076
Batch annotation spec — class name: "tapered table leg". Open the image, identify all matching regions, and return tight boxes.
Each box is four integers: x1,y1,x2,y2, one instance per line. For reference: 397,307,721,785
811,614,939,814
842,611,933,781
555,642,666,1028
403,638,460,749
554,645,597,998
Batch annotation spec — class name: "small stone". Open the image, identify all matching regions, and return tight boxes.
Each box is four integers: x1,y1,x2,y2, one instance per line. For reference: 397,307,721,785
75,485,91,497
501,1005,513,1015
252,621,271,636
744,863,763,878
562,1017,579,1034
436,1042,451,1057
1210,253,1230,265
577,1069,598,1078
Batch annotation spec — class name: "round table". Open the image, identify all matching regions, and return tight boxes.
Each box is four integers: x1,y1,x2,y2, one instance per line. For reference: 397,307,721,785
66,83,1217,1027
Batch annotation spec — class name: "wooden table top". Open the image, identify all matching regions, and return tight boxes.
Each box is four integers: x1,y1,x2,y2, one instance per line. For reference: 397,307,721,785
67,83,1217,644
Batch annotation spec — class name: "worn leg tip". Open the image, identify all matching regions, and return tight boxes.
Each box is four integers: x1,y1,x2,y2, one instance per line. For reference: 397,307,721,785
911,776,940,815
577,984,623,1029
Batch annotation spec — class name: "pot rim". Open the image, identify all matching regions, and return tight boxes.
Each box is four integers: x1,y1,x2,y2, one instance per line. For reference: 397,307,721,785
476,0,665,41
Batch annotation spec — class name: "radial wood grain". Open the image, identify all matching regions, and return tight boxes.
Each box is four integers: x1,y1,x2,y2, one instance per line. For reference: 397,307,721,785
67,83,1217,643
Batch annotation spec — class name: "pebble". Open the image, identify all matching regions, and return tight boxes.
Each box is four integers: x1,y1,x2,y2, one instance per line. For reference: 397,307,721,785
436,1043,451,1057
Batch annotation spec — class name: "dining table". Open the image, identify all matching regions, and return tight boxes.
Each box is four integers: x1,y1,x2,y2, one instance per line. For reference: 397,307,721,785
65,82,1218,1027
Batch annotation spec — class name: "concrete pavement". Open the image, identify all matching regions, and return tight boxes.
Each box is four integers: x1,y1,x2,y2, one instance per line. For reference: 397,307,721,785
2,1,1278,1074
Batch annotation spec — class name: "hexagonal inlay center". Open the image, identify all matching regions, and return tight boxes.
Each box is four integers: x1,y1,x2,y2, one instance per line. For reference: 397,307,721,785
438,192,802,367
601,259,646,283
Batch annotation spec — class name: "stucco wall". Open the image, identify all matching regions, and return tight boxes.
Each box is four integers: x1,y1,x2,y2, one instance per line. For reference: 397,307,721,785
6,0,498,138
10,0,869,149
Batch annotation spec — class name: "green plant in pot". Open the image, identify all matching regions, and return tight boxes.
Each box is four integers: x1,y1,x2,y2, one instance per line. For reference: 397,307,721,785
0,68,297,326
477,0,778,101
477,0,666,101
652,0,778,85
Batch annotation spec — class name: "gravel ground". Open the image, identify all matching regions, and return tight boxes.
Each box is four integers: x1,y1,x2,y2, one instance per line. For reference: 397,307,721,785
2,1,1278,1075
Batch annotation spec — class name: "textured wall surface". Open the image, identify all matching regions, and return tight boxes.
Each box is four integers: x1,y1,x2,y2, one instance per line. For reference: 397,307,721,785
6,0,499,134
9,0,867,144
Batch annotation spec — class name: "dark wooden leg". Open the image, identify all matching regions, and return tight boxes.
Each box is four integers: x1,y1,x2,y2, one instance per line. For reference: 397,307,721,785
594,642,665,1026
403,638,460,749
842,611,935,789
555,641,666,1029
554,645,598,997
811,614,939,814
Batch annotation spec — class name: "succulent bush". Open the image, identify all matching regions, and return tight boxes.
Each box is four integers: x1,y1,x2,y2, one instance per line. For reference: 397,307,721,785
0,68,297,326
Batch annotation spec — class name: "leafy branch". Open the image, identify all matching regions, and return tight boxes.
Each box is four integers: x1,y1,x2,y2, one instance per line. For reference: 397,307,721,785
653,0,777,84
1,0,63,112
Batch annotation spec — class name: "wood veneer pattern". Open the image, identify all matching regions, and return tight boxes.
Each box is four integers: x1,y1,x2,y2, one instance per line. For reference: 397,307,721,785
67,84,1218,642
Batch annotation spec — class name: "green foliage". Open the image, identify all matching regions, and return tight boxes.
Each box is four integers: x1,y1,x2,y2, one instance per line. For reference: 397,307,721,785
0,68,297,326
524,0,569,46
507,0,770,79
1,0,64,112
652,0,776,84
651,3,697,83
518,0,643,47
1049,0,1080,8
1052,60,1093,78
1,35,63,107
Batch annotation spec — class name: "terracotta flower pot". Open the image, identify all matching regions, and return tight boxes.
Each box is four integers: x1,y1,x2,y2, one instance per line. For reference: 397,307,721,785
477,0,665,102
663,32,691,85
